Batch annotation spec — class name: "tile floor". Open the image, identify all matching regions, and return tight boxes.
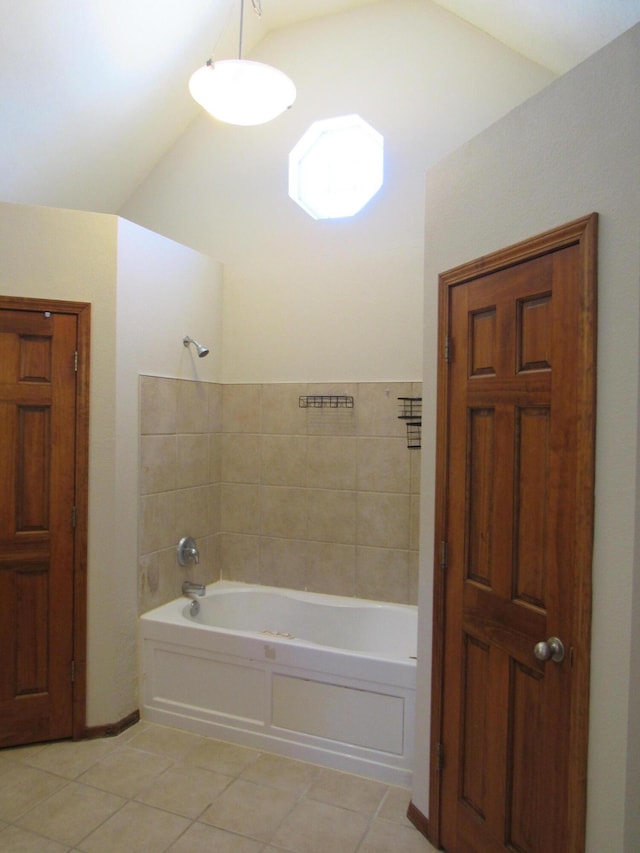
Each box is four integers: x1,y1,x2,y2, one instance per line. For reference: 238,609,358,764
0,721,437,852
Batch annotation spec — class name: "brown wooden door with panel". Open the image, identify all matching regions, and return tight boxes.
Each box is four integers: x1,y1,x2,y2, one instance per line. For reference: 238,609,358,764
0,307,79,746
432,215,597,852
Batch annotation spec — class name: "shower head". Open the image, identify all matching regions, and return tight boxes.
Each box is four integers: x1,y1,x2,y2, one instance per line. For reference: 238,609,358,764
183,335,210,358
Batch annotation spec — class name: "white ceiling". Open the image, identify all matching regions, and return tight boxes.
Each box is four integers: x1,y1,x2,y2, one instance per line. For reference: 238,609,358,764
2,0,640,214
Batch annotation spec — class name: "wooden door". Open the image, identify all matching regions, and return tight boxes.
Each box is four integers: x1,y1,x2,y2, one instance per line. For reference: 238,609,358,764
0,299,89,747
430,215,597,852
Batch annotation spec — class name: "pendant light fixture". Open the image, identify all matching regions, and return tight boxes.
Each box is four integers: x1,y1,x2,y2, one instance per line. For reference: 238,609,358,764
189,0,296,126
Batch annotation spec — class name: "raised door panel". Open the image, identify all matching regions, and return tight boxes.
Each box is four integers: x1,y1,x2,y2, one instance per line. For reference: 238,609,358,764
437,216,596,853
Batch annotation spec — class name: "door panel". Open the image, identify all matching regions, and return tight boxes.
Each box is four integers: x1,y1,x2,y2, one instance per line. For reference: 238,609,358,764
0,308,78,746
431,215,597,852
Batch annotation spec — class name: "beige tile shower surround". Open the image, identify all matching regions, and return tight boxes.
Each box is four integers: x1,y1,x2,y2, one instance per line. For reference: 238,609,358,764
0,721,435,852
139,378,421,614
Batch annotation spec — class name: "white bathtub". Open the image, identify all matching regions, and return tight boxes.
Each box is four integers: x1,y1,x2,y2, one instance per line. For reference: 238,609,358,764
139,581,417,785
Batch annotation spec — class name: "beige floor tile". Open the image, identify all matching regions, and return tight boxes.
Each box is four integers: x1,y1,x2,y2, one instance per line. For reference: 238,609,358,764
0,742,48,765
135,763,232,818
358,818,437,852
20,737,118,780
240,752,319,792
199,778,298,842
126,724,205,761
377,785,414,825
76,746,173,798
271,798,369,853
107,720,150,745
77,800,190,853
306,767,387,815
167,821,264,852
0,764,67,822
183,738,260,777
16,781,125,846
0,825,70,852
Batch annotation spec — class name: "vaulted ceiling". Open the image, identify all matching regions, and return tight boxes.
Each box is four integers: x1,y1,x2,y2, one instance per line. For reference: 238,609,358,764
2,0,640,214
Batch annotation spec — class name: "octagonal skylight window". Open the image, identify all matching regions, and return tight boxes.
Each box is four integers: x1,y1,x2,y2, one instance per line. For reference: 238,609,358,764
289,114,384,220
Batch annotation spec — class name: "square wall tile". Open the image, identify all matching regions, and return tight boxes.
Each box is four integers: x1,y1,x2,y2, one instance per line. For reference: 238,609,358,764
176,379,210,434
140,376,177,435
409,550,419,605
307,436,357,490
410,493,421,551
139,492,176,554
260,486,308,539
261,435,307,486
175,486,210,540
208,383,223,432
357,383,412,437
222,385,262,433
357,492,410,550
176,434,210,488
356,546,410,603
357,437,411,493
305,542,356,597
175,434,209,489
219,533,260,582
306,383,358,436
209,433,222,483
139,434,177,495
221,434,260,483
260,538,309,589
410,448,421,493
261,383,308,435
307,489,356,545
220,484,261,535
208,483,221,533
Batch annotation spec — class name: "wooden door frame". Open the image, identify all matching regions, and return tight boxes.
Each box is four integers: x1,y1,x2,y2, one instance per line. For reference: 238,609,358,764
427,215,597,849
0,294,90,740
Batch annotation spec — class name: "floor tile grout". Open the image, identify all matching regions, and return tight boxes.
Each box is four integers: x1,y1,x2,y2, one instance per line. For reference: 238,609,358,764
0,721,435,853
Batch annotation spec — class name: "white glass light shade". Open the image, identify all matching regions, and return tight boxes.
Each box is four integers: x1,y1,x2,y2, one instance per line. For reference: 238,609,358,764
189,59,296,126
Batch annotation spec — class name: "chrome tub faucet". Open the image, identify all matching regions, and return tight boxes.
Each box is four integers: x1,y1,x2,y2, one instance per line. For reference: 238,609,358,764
177,535,199,566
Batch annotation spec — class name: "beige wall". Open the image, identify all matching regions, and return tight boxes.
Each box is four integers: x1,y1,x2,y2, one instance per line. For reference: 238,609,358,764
120,0,555,385
0,202,223,727
139,379,422,610
413,23,640,852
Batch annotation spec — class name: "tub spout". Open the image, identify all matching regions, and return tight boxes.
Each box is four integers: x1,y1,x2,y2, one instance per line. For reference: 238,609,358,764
182,580,205,597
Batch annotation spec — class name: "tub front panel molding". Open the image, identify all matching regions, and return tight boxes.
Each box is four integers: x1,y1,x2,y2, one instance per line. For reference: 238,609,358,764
139,582,417,785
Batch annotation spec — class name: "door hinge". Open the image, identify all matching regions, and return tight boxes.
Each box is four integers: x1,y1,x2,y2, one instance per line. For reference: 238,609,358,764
436,742,445,772
444,336,451,363
71,506,77,528
440,540,448,571
74,350,78,372
71,660,76,682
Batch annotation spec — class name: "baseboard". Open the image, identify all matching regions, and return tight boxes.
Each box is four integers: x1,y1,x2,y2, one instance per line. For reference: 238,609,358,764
407,800,431,841
82,709,140,740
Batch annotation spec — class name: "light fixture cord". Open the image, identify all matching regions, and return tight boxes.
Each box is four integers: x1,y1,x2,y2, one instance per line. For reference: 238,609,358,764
238,0,244,59
238,0,262,60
